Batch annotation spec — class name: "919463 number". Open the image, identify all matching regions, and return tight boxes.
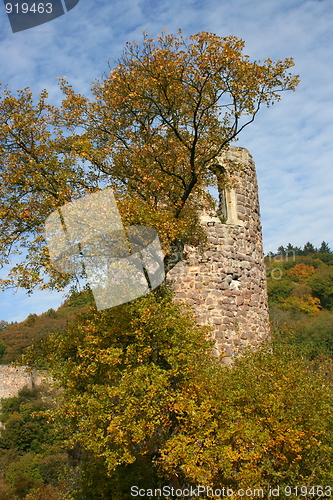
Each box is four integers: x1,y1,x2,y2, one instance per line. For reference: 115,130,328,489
5,3,53,14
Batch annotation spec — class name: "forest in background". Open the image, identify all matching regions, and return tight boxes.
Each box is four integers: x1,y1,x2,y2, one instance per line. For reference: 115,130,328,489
266,241,333,359
0,241,332,499
1,240,333,364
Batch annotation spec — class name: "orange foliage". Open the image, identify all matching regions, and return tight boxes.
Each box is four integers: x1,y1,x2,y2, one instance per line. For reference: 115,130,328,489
287,263,316,282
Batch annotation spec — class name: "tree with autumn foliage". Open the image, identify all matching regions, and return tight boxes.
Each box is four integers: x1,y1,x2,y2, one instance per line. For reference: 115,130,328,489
24,286,216,498
24,287,333,499
0,30,299,293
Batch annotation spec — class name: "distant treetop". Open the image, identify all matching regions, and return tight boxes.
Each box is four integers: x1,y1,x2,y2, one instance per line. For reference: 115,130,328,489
268,241,332,257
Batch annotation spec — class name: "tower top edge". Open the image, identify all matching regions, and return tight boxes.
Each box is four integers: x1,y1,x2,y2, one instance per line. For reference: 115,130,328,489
218,145,253,159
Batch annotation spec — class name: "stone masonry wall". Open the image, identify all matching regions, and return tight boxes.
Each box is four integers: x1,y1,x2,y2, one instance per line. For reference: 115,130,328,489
0,365,46,400
168,146,270,363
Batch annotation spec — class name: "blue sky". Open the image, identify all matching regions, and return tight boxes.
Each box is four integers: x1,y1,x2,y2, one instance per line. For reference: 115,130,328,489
0,0,332,322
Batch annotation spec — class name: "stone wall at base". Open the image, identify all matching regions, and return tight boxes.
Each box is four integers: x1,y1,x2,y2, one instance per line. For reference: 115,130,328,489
0,365,47,400
168,146,271,363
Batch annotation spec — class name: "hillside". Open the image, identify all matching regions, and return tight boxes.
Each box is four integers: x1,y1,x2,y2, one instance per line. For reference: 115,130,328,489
0,243,333,499
0,287,94,364
265,243,333,359
1,243,333,364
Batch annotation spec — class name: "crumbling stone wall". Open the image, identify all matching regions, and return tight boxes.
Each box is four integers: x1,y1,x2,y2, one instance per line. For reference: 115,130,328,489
0,365,46,400
168,146,270,363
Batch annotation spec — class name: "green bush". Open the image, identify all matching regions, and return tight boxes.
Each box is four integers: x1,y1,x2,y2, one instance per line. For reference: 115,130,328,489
267,278,294,304
6,453,43,497
0,343,5,362
309,266,333,310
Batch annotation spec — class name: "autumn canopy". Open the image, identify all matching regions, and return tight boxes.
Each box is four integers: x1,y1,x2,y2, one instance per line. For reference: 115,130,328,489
0,30,299,293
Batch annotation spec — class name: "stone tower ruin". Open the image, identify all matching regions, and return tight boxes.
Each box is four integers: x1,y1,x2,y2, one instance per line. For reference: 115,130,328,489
168,146,270,363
